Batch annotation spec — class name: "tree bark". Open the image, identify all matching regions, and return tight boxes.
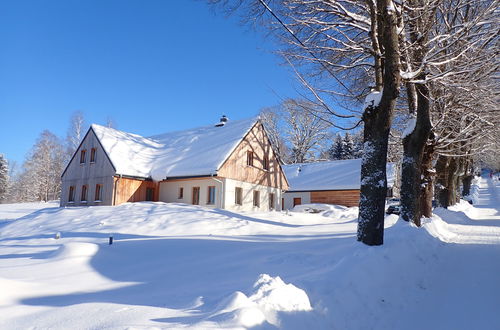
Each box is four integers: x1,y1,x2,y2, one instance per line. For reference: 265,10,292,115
357,0,401,246
420,140,436,218
400,83,432,226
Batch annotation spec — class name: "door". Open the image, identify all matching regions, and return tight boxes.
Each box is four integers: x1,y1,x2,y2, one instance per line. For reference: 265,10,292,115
293,197,302,207
146,188,155,201
192,187,200,205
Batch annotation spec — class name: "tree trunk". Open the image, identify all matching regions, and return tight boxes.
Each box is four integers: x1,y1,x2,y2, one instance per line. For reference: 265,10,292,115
420,140,436,218
435,155,449,208
400,83,432,226
445,157,459,207
357,0,401,246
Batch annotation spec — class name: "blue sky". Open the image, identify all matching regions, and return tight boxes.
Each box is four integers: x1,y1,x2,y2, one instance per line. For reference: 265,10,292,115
0,0,300,166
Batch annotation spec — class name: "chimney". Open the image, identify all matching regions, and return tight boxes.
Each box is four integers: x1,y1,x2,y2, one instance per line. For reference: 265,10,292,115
215,115,229,127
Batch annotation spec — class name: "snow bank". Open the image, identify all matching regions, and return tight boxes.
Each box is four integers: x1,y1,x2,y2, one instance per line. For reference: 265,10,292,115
1,178,499,330
208,274,312,328
292,203,359,222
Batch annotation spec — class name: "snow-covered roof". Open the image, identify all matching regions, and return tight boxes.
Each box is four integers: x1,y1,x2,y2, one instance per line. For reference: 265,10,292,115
91,117,258,181
283,159,396,191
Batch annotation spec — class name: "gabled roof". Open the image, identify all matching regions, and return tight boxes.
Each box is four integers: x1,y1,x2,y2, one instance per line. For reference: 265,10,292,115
283,159,396,191
91,117,258,181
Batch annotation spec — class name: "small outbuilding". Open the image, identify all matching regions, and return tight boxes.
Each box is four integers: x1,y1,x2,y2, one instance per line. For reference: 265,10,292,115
282,159,396,209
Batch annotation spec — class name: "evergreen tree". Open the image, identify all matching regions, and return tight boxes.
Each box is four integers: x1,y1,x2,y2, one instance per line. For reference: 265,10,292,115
328,134,344,160
0,154,8,203
341,133,355,159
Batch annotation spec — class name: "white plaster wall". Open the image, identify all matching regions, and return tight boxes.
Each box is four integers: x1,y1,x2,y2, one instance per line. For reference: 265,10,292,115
159,177,283,212
159,178,223,209
224,178,283,212
283,191,311,210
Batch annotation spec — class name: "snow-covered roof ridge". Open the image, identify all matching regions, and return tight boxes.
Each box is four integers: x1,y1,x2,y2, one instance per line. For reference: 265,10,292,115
91,117,259,181
284,159,395,191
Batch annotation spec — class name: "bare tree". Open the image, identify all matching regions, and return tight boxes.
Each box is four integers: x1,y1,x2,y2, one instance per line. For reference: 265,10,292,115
19,131,66,202
0,154,8,203
281,99,332,163
210,0,403,245
66,111,86,161
259,106,289,162
397,0,499,224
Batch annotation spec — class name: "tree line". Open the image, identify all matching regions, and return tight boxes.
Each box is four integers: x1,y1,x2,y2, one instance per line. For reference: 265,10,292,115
210,0,499,245
0,112,115,204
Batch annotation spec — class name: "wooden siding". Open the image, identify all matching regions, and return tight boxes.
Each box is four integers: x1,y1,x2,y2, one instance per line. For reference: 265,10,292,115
217,122,289,190
113,177,159,205
61,129,116,206
310,190,360,207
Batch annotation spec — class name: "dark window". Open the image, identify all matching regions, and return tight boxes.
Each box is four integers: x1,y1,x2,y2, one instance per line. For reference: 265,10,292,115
95,184,102,201
253,191,260,207
235,187,243,205
246,151,254,166
80,149,86,164
293,197,302,207
146,188,155,201
81,185,88,202
178,187,184,199
192,187,200,205
90,148,96,163
68,186,75,202
207,186,216,204
263,156,270,170
269,193,275,210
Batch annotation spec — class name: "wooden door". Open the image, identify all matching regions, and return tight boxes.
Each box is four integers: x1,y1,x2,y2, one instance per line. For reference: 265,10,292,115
146,188,155,201
192,187,200,205
293,197,302,207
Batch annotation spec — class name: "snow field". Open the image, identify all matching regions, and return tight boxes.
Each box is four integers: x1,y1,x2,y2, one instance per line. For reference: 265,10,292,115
0,176,499,329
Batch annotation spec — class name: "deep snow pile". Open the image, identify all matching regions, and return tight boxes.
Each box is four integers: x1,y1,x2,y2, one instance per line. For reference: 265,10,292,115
1,177,499,329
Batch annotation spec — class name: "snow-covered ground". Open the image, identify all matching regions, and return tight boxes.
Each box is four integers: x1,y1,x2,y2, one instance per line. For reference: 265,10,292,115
1,177,499,329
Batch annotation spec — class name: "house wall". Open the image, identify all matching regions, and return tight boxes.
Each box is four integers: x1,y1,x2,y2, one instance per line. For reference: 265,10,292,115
224,178,283,212
283,192,311,210
310,190,360,207
159,177,224,209
283,190,360,209
158,177,283,212
61,129,116,206
218,122,289,191
113,177,159,205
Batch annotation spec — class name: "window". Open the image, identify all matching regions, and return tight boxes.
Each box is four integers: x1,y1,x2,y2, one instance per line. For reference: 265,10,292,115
178,187,184,199
246,151,254,166
192,187,200,205
253,190,260,207
95,184,102,201
293,197,302,207
81,185,88,202
207,186,216,204
235,187,243,205
263,156,270,171
269,193,275,210
146,188,155,201
68,186,75,202
80,149,86,164
90,148,96,163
